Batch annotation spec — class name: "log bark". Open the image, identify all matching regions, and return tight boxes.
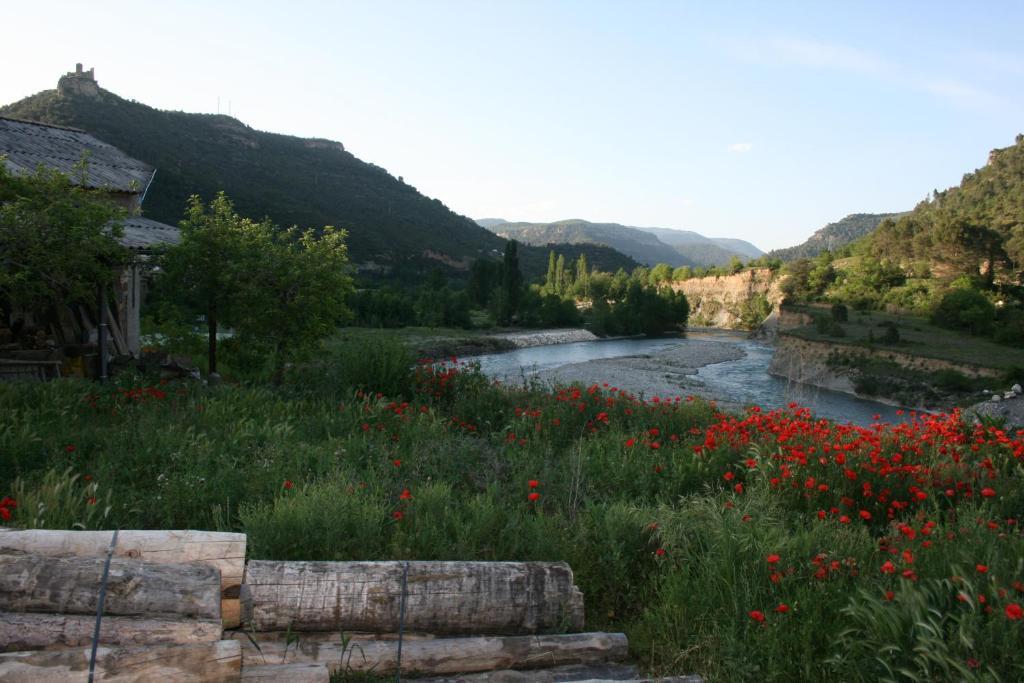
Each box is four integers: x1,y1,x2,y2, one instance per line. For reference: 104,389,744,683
0,529,245,628
0,555,220,621
410,662,640,681
229,631,627,675
242,560,584,634
0,639,241,682
241,663,330,682
0,613,222,652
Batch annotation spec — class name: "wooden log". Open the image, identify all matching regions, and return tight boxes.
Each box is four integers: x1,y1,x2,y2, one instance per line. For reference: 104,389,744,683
0,613,222,652
0,529,246,628
0,639,241,682
242,560,584,634
241,663,330,682
229,631,627,675
407,662,641,681
0,555,220,621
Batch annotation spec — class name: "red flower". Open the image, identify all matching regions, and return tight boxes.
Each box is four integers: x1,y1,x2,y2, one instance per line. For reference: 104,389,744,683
392,459,402,467
392,510,404,521
528,480,540,489
655,548,666,557
884,591,895,601
766,554,780,565
859,510,872,521
976,564,989,574
282,479,294,490
400,488,413,501
625,438,636,448
839,515,851,524
528,492,541,502
1005,603,1023,620
748,610,766,624
880,560,896,574
981,487,996,498
65,445,76,453
723,472,735,481
733,483,744,494
0,507,10,521
773,603,789,613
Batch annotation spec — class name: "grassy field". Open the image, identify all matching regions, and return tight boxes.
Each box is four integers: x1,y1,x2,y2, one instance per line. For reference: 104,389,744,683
2,334,1023,681
782,304,1024,371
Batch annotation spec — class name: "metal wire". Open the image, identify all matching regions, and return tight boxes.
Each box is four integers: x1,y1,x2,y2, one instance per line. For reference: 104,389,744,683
395,560,410,683
88,528,119,683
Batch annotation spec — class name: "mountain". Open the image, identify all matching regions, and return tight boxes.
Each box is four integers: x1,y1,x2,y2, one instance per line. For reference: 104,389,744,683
477,219,763,268
770,213,902,261
0,69,637,281
638,227,763,265
861,135,1024,280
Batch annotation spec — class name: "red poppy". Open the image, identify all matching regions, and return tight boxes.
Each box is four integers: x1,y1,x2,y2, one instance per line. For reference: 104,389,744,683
981,487,996,498
392,459,402,467
283,480,294,490
773,603,789,613
400,488,413,500
748,610,765,624
528,492,541,502
528,480,539,489
655,548,666,557
1006,603,1023,620
625,438,636,448
880,560,896,574
392,510,404,520
859,510,872,521
884,591,895,601
766,554,780,565
976,564,989,574
65,445,76,453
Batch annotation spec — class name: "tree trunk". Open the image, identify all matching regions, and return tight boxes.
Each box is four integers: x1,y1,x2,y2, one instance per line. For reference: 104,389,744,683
0,529,245,628
0,555,220,621
229,631,628,675
0,613,222,652
0,640,240,683
208,310,217,376
241,560,584,634
241,663,329,682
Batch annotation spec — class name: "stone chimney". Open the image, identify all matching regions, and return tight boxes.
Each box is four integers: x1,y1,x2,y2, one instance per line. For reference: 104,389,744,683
58,63,99,98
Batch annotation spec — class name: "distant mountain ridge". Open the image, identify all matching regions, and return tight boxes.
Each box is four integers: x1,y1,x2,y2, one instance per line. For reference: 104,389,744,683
770,213,903,261
478,218,763,268
0,70,640,280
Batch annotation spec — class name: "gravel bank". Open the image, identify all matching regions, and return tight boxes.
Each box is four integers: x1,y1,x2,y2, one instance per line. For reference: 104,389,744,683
488,329,599,348
527,339,746,400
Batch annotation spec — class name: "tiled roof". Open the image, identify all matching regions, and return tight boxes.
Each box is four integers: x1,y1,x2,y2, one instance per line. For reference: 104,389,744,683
116,216,180,251
0,116,154,193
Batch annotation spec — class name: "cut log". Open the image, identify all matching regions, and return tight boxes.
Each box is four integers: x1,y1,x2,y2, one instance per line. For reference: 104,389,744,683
0,613,222,652
0,529,245,628
0,555,220,621
229,631,627,675
242,560,584,634
408,662,641,681
0,639,241,682
241,663,330,682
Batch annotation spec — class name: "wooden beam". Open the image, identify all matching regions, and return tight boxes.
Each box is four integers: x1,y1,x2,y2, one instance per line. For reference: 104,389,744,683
241,663,330,682
242,560,584,634
0,529,246,629
229,631,628,676
0,639,241,683
0,613,222,652
0,555,220,621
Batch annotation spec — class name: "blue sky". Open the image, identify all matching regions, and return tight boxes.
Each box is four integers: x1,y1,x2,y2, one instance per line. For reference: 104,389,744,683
3,1,1023,250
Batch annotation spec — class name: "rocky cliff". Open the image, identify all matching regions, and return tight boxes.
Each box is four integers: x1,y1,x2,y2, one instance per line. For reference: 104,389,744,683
670,268,783,329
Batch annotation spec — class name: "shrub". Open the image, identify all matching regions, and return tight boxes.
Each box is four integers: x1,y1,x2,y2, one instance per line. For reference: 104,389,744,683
831,303,848,322
931,288,996,336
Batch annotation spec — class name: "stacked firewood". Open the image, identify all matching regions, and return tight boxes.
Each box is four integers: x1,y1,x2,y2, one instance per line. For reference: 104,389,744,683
0,530,685,682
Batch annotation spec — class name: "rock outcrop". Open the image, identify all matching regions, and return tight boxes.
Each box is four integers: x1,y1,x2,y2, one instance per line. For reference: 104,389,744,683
669,269,783,329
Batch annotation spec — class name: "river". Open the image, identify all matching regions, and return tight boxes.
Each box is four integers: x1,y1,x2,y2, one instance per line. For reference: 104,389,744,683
471,329,909,426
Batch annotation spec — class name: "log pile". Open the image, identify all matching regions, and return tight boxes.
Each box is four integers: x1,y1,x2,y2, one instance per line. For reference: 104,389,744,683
0,530,672,682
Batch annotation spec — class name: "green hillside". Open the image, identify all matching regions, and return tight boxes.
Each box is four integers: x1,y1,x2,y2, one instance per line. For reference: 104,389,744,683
0,82,636,281
771,213,901,261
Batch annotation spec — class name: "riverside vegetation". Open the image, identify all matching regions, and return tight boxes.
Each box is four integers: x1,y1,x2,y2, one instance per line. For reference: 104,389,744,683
2,334,1023,682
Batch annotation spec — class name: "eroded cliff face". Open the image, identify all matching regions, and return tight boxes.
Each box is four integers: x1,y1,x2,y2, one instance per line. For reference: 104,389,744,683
670,268,783,329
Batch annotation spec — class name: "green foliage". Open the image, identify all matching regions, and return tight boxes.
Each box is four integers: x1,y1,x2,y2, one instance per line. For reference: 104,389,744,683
831,303,848,322
0,160,127,310
6,467,112,530
770,213,901,262
738,294,773,330
931,289,996,336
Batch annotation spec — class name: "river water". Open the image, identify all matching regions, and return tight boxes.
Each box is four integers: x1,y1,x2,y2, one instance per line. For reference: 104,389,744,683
472,329,908,426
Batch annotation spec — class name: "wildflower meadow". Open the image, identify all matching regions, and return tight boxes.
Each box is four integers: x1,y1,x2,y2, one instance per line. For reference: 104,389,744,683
1,337,1022,681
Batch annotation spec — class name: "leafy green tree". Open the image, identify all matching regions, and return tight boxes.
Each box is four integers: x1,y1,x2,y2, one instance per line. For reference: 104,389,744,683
155,193,246,375
931,288,996,336
0,161,126,315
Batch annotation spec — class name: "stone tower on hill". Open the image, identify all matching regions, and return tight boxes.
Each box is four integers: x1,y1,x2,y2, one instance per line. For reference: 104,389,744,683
58,63,99,97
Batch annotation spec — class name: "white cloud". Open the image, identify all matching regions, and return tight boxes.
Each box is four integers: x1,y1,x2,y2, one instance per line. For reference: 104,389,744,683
728,143,753,153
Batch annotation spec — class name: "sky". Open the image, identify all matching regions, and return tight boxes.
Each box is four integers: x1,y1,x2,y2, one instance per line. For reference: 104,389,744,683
3,1,1024,251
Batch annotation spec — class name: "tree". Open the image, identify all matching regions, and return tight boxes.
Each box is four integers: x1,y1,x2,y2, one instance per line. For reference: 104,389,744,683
158,193,250,376
498,240,522,325
234,222,353,380
0,162,126,315
160,192,353,379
